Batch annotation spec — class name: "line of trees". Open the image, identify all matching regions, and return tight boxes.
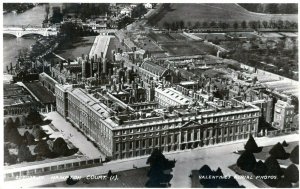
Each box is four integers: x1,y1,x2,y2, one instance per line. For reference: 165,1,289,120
61,3,110,20
162,19,298,30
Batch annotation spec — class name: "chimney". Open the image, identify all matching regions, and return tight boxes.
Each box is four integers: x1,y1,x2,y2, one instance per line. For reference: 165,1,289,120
103,58,107,74
90,57,94,77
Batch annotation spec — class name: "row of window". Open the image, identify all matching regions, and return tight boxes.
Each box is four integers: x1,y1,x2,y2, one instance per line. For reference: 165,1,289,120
114,128,255,152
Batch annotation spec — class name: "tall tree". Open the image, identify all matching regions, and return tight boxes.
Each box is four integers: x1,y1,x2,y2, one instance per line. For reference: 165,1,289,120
53,137,69,156
233,22,239,30
18,144,34,162
241,21,247,29
145,149,175,187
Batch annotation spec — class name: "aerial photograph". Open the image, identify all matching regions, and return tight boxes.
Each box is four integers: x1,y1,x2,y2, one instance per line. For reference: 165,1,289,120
2,2,299,188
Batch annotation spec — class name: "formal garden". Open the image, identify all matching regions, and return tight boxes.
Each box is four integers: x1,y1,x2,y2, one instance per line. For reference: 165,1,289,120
4,109,79,166
230,135,299,188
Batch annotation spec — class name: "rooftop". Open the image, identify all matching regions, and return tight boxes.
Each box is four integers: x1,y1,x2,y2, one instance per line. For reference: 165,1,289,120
23,82,56,104
155,87,192,105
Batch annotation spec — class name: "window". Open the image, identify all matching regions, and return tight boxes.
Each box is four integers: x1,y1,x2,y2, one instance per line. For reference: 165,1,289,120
129,142,133,149
149,139,152,146
136,141,139,148
142,140,146,148
116,144,119,151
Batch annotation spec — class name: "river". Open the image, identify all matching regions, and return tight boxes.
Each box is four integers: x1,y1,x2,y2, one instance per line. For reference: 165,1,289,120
3,4,62,71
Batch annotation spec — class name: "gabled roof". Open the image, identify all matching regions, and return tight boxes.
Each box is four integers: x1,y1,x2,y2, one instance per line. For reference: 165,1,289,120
140,59,168,77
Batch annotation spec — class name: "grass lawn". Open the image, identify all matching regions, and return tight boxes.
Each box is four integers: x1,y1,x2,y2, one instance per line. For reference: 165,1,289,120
42,167,150,187
148,32,175,43
169,33,190,41
161,41,217,56
151,4,298,27
194,33,228,41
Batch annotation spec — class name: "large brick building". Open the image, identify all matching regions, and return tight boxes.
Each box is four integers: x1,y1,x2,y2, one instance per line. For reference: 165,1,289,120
55,82,260,160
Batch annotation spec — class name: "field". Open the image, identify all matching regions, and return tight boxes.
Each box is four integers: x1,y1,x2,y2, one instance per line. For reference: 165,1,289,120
227,32,260,39
148,32,174,43
149,4,298,27
194,33,228,41
161,41,218,56
169,33,190,41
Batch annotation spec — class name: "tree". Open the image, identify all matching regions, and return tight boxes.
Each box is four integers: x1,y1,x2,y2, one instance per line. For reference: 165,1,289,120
244,135,262,153
194,21,201,29
277,20,284,29
4,119,23,145
131,4,147,19
210,21,216,28
53,137,69,156
23,131,36,145
34,140,52,157
269,142,290,160
163,22,170,30
282,140,289,147
199,165,243,188
179,20,185,30
26,109,43,125
187,21,192,29
237,150,256,172
233,22,239,30
252,160,267,176
18,144,34,162
32,126,48,141
145,149,175,187
264,156,283,183
117,16,134,30
202,22,208,28
50,7,63,24
262,21,268,28
284,164,299,183
248,21,258,30
289,145,299,164
4,145,17,165
15,117,21,127
276,178,292,188
241,21,247,29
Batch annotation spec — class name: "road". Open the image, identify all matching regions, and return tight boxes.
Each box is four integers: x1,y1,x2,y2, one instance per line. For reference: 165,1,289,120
44,112,105,159
3,133,298,188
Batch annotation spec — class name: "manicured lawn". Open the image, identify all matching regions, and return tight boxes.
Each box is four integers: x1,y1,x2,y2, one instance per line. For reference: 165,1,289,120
152,4,298,27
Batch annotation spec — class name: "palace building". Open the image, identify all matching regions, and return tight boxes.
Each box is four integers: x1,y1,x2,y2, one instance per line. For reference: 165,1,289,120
55,80,261,160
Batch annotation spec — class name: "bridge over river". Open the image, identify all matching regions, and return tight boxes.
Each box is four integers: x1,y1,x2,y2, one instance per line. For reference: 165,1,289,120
3,25,58,38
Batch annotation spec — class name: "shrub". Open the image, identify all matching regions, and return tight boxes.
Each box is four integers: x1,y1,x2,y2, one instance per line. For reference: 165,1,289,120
284,164,299,183
237,150,256,172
